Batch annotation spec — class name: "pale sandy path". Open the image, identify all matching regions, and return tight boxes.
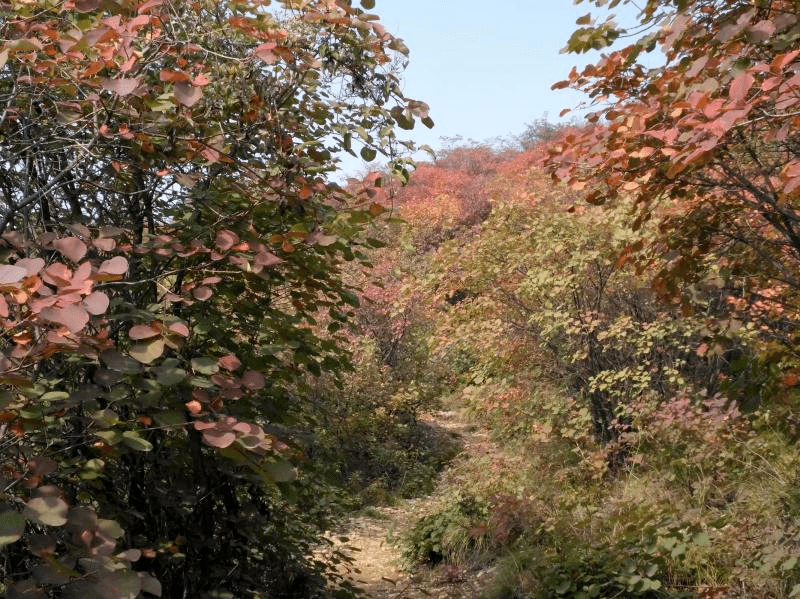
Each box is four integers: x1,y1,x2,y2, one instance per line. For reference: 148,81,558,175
320,410,503,599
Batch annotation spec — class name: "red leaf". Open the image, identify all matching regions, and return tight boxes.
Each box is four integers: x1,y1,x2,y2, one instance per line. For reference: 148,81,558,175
82,291,110,315
93,238,116,252
28,456,57,476
128,14,151,28
192,286,212,301
137,0,163,13
129,324,160,340
201,428,236,449
241,370,265,391
174,83,203,107
100,77,141,96
119,55,137,73
41,263,72,287
254,250,282,268
185,400,202,414
168,322,190,337
218,355,241,372
214,230,239,251
15,258,45,277
81,61,106,78
53,237,87,263
0,265,28,285
98,256,129,276
159,69,191,83
729,72,754,104
75,0,102,12
748,19,776,41
254,43,278,64
41,304,90,333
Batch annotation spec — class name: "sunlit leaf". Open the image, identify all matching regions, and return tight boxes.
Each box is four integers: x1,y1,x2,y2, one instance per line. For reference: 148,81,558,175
129,339,165,364
24,496,68,527
52,237,87,263
122,431,153,452
218,355,241,371
0,265,27,285
82,291,110,315
100,77,141,97
98,256,129,277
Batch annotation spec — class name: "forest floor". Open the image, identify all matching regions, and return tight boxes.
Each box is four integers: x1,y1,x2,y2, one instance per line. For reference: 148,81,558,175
321,409,513,599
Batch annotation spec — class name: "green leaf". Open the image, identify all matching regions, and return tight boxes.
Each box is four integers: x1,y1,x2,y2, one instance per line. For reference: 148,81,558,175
692,531,710,547
671,542,687,557
97,518,125,539
191,357,219,375
96,430,123,445
122,430,153,452
339,290,360,308
555,579,572,594
264,459,297,482
0,511,25,546
94,568,142,599
154,410,185,427
101,350,142,374
360,146,377,161
154,365,187,386
360,0,375,8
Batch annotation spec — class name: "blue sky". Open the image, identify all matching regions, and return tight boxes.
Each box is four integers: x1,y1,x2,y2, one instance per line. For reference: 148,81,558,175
339,0,640,176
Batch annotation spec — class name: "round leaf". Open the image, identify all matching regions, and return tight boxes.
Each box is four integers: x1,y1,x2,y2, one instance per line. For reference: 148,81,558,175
82,291,110,315
98,256,129,276
53,237,87,263
191,357,219,375
24,496,68,527
129,339,165,364
0,264,27,285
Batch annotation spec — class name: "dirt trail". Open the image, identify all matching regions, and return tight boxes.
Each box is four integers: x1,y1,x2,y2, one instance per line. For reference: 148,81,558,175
320,410,502,599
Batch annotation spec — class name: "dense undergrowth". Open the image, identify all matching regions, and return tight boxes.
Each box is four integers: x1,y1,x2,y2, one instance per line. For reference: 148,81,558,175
348,137,800,599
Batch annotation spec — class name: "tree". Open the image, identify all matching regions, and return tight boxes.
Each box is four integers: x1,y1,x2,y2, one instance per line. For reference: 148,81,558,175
0,1,429,597
547,0,800,354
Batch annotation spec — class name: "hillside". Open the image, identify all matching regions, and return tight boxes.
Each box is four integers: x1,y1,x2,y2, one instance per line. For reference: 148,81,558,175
3,2,800,598
329,138,800,598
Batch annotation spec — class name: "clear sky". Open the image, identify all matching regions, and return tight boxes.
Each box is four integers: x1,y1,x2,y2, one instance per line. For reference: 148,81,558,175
338,0,640,176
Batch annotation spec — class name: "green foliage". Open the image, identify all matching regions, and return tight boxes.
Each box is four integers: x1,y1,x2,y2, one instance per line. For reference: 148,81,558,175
401,491,490,566
306,335,459,504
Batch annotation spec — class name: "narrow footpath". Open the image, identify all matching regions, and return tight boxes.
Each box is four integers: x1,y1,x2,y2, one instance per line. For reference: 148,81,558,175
320,410,511,599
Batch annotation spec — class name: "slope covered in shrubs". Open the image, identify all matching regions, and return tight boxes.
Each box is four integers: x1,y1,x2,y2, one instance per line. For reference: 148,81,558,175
351,135,800,598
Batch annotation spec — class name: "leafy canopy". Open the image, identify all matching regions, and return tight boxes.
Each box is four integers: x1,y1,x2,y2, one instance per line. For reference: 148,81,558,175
0,0,430,597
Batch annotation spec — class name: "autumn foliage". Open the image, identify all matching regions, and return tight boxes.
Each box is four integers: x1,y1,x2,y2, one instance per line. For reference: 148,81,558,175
0,0,430,597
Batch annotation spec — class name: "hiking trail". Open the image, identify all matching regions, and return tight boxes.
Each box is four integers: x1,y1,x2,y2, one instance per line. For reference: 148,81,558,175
320,409,509,599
